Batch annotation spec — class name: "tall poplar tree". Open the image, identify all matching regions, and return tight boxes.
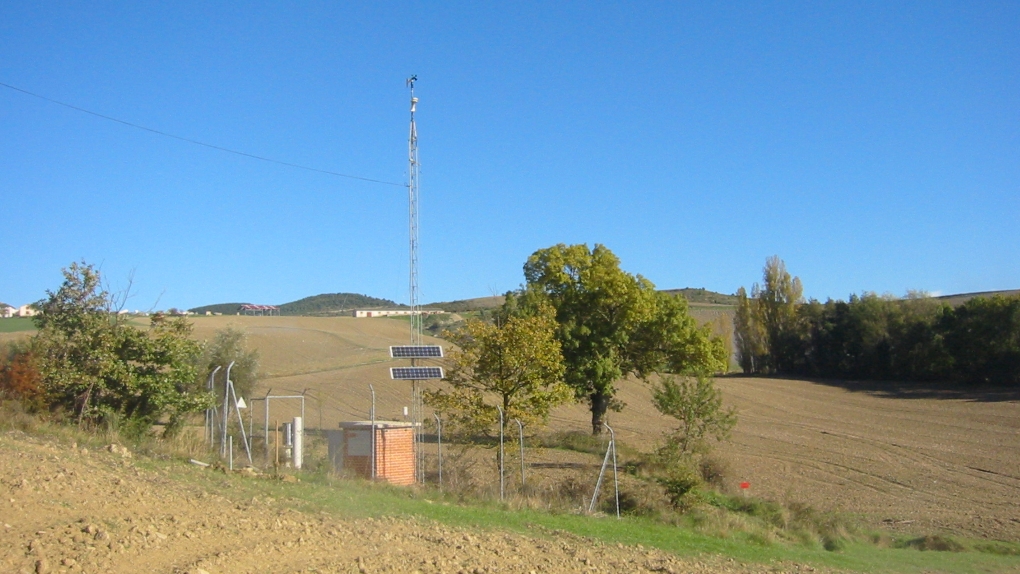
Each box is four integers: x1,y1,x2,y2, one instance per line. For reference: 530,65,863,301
734,256,804,374
734,286,765,373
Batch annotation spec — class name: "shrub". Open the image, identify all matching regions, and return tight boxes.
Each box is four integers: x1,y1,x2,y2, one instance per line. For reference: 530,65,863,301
32,261,211,432
0,343,45,411
897,535,965,552
652,375,736,460
698,455,730,488
657,464,701,511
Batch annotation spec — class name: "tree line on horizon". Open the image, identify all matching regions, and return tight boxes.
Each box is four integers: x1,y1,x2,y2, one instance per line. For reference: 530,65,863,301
735,256,1020,386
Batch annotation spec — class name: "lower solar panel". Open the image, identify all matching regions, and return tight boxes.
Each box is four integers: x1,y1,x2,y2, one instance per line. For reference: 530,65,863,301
390,367,444,380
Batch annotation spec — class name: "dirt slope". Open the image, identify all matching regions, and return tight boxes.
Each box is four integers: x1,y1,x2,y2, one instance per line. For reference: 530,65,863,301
0,431,821,574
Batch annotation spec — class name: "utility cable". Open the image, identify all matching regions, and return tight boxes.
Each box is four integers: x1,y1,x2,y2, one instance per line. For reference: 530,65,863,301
0,80,404,187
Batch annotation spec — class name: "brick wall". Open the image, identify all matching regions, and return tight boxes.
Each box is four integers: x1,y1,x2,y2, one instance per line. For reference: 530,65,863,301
375,427,415,486
334,424,415,486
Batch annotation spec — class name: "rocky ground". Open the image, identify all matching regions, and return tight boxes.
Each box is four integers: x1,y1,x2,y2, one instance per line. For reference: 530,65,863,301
1,430,833,574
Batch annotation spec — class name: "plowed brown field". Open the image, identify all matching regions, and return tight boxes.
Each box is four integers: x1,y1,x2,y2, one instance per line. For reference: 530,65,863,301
186,316,1020,542
591,376,1020,542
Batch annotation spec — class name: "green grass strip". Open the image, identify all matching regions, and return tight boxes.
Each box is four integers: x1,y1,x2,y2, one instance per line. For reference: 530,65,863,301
154,458,1020,574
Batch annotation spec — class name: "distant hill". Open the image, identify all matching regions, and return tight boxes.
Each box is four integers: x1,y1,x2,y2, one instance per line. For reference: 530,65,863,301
281,293,403,316
188,302,250,315
661,288,738,306
423,296,505,313
936,289,1020,307
190,293,403,317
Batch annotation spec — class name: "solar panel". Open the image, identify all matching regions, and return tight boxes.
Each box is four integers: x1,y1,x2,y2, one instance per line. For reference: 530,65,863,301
390,367,444,380
389,345,444,359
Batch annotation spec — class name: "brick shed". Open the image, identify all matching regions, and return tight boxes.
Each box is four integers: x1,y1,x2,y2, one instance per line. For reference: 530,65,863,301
328,421,415,486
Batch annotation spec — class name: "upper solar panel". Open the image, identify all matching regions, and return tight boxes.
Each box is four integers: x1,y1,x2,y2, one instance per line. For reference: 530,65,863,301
390,345,444,358
390,367,445,380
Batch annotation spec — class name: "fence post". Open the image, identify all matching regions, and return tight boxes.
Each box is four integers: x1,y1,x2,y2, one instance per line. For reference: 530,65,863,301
605,423,620,519
434,413,442,493
497,406,504,501
369,385,376,480
515,419,525,490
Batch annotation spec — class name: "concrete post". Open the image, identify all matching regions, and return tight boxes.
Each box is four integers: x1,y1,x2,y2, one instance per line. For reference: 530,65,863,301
293,416,304,470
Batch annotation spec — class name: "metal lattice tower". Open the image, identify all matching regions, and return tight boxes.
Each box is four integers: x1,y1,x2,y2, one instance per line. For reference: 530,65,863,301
406,75,426,483
407,76,422,345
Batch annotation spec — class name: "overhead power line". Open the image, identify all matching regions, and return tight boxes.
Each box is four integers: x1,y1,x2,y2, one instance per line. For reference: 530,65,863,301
0,80,404,187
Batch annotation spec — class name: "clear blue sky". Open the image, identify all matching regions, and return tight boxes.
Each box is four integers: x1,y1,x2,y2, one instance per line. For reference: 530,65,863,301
2,2,1017,311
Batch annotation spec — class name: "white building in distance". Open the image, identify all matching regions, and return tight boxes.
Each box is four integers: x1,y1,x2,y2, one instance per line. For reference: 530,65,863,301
352,309,444,318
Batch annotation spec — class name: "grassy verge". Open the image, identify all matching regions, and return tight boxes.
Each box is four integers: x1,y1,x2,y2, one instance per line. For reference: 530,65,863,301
154,462,1019,574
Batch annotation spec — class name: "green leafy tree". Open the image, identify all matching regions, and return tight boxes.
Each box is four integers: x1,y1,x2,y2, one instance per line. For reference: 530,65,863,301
651,375,736,459
424,306,569,437
200,326,260,402
516,244,727,434
651,375,736,509
32,262,210,434
630,290,728,375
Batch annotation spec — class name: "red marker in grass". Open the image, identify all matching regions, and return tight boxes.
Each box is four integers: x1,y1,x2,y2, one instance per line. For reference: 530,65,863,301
739,481,750,495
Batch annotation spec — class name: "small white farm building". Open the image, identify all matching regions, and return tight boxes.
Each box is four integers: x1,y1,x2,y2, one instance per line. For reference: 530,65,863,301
352,309,444,318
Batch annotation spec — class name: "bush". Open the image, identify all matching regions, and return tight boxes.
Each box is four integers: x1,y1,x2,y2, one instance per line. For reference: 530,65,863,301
698,455,729,488
897,535,965,552
32,261,211,432
199,326,260,402
657,464,701,510
974,542,1020,556
0,342,45,411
